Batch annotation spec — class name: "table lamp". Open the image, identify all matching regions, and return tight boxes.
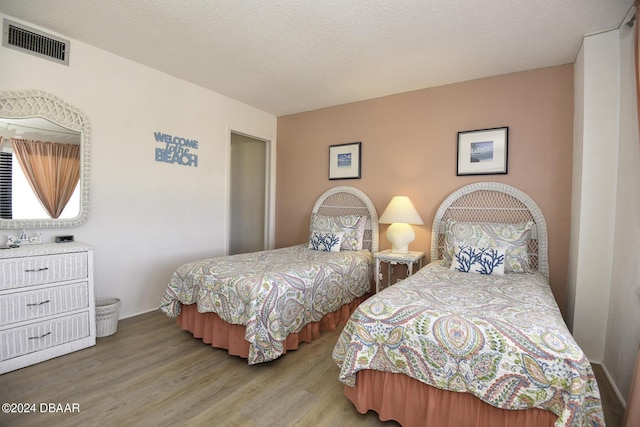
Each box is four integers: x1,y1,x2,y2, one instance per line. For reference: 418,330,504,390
378,196,423,253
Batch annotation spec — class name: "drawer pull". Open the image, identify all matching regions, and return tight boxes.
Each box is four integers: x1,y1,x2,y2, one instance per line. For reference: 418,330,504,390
26,300,51,307
28,331,52,340
24,267,49,273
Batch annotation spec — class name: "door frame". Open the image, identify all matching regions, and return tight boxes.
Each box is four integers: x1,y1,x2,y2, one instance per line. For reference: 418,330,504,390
226,127,276,254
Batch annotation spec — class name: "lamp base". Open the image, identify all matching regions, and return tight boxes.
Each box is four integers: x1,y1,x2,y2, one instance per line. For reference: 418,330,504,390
386,223,415,254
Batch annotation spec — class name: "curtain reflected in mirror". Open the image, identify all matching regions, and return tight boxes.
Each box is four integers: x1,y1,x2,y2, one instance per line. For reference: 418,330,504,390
0,118,81,220
0,90,90,229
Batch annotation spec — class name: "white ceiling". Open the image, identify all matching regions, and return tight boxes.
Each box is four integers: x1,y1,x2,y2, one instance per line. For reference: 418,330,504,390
0,118,81,144
0,0,634,116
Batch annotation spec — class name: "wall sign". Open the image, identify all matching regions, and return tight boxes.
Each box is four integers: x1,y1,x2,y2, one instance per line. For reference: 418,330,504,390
154,131,199,167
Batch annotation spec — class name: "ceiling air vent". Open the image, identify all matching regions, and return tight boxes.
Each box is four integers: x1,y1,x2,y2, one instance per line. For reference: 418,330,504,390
2,19,69,65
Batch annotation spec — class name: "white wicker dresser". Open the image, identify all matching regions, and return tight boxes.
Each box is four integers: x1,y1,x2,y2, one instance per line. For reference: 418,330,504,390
0,242,95,374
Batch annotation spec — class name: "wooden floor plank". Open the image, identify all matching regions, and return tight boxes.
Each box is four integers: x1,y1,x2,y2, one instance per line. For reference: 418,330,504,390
0,310,624,426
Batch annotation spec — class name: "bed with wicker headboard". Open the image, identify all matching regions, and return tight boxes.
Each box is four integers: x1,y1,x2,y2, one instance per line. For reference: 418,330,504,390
431,181,549,280
160,186,378,364
332,182,604,427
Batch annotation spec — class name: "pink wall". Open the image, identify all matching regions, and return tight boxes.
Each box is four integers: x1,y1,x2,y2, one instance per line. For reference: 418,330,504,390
275,65,573,313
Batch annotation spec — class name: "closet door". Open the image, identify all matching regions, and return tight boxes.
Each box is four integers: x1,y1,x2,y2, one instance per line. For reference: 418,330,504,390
229,132,267,255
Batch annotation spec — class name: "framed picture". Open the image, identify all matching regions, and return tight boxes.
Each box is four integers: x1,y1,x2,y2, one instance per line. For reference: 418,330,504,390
457,127,508,176
329,142,361,180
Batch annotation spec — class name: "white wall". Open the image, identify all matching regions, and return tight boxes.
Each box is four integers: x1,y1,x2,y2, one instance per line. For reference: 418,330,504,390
567,38,584,333
572,23,640,404
604,22,640,404
570,30,619,362
0,14,277,318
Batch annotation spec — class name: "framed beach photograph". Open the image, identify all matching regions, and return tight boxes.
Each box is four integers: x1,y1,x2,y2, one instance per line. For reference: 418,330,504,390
457,127,508,176
329,142,361,180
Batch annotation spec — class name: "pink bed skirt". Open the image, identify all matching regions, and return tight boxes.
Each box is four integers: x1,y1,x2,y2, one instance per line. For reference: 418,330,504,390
344,370,556,427
176,294,369,359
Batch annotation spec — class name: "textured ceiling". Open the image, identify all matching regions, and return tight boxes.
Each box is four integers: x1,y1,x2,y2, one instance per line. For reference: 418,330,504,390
0,0,634,116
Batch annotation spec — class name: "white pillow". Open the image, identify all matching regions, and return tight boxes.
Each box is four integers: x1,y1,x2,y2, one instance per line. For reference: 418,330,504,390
308,231,344,252
309,214,366,251
450,245,506,275
443,220,533,273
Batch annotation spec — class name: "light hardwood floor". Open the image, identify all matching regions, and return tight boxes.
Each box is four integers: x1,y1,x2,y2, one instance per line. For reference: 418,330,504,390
0,310,624,427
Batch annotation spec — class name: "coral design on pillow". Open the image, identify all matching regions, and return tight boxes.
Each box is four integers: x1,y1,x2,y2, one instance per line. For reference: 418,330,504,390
443,220,533,273
451,245,505,275
308,231,343,252
309,214,366,251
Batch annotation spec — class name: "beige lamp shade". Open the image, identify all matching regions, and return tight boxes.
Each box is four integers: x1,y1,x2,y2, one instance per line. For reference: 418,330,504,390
379,196,423,253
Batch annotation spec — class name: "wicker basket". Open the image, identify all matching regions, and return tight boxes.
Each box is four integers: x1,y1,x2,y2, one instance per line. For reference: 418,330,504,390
95,297,121,337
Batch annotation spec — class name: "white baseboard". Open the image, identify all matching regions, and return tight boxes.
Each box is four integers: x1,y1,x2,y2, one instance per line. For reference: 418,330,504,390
601,361,627,409
119,307,160,320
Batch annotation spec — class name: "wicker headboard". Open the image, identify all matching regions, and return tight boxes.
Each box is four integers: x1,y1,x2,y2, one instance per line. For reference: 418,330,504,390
312,186,379,253
430,182,549,280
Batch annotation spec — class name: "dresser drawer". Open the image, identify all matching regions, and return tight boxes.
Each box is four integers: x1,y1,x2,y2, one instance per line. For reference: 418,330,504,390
0,312,90,361
0,252,88,290
0,282,89,326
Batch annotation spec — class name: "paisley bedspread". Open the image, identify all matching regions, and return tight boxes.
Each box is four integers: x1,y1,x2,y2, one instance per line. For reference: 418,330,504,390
160,244,372,364
332,262,604,427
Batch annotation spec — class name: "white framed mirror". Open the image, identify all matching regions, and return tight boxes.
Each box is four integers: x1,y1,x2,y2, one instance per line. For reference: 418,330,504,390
0,89,90,229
